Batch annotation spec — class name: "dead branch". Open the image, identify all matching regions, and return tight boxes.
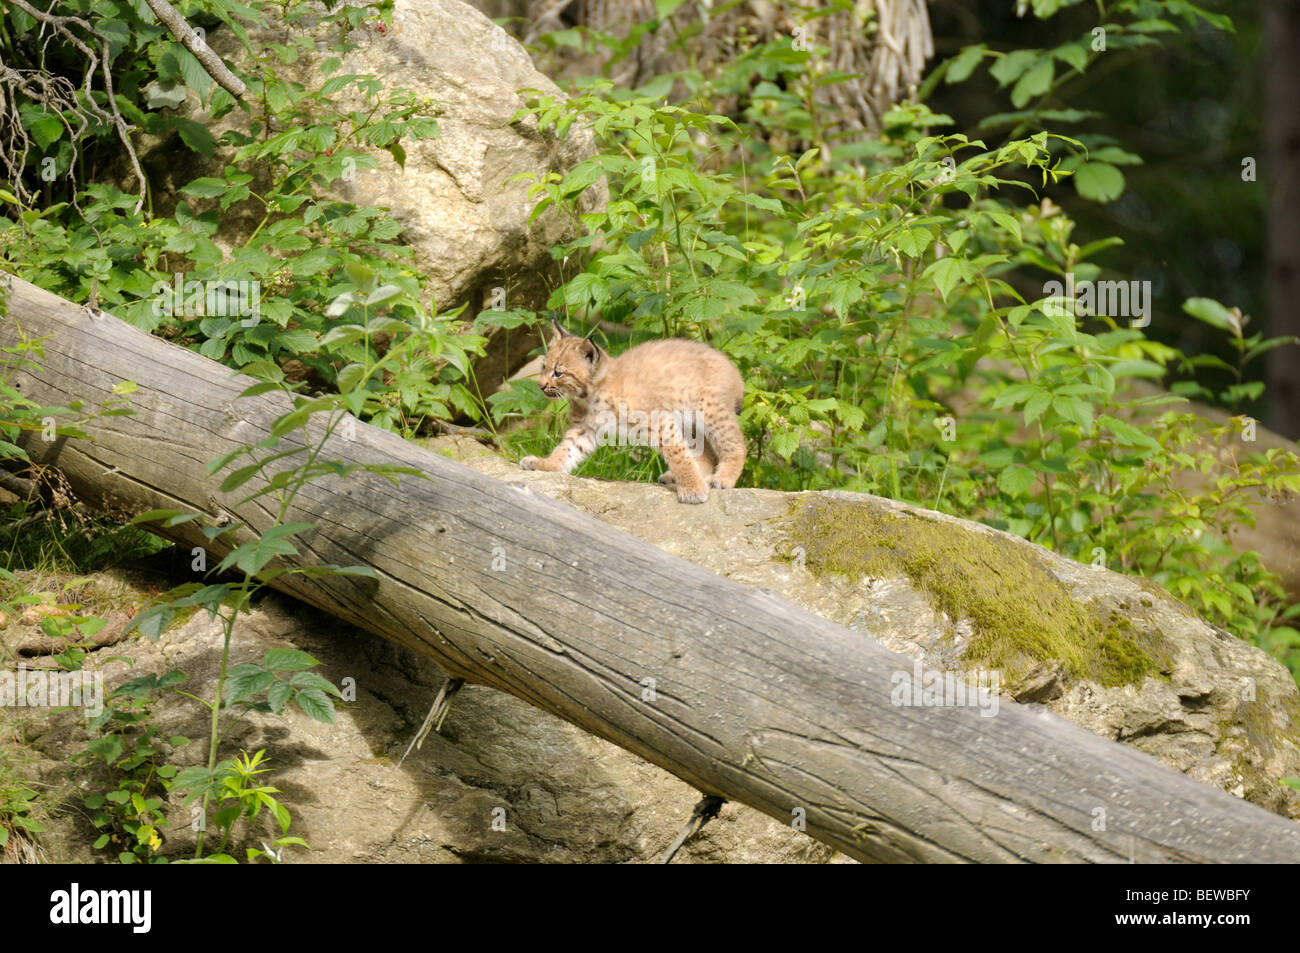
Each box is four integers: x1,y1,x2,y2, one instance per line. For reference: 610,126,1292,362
142,0,247,99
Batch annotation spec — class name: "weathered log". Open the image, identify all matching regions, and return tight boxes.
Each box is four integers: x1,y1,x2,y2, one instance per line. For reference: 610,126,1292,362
3,270,1298,863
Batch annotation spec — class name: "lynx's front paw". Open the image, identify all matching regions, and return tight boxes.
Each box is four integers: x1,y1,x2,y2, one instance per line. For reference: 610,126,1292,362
519,455,540,470
676,484,709,504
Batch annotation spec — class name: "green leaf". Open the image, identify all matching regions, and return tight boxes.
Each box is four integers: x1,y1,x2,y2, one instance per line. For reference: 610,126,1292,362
1073,162,1125,203
1098,414,1161,450
263,648,320,672
1182,297,1233,331
88,735,124,764
169,766,216,800
924,257,967,302
238,381,283,399
254,797,287,834
560,162,604,198
1011,58,1054,108
267,680,293,714
895,227,933,258
175,119,216,156
170,42,213,96
293,688,335,723
1053,43,1088,73
770,430,800,460
1052,395,1094,431
288,671,342,697
1088,146,1143,166
225,663,276,704
25,112,63,151
336,363,368,393
734,193,784,213
1243,336,1299,364
364,284,404,306
344,262,376,292
946,45,987,84
220,463,263,493
989,50,1038,87
143,79,188,109
180,177,228,198
1107,359,1166,379
216,532,300,577
997,466,1037,497
273,329,318,354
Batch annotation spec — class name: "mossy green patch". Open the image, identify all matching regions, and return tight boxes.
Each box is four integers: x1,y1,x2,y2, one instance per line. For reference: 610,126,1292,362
1213,697,1300,799
786,497,1174,688
1220,694,1300,759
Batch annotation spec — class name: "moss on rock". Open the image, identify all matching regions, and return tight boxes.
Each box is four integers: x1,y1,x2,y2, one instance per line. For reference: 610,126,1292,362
786,497,1174,688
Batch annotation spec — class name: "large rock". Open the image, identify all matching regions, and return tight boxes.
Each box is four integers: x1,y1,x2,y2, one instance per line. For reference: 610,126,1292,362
438,436,1300,818
7,436,1297,864
148,0,604,386
3,581,841,864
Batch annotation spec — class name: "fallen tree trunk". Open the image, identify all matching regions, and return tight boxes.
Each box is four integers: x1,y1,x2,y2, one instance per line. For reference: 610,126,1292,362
3,271,1299,863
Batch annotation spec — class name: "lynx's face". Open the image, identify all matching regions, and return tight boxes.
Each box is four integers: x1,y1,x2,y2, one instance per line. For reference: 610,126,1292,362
539,325,603,400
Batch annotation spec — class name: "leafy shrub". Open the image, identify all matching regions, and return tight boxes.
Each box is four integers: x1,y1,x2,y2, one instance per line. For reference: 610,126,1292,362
508,5,1300,677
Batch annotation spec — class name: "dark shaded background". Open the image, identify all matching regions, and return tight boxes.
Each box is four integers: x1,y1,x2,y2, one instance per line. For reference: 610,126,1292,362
925,1,1298,434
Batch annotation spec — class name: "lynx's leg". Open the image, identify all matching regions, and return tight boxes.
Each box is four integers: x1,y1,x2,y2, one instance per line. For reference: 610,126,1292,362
656,415,709,503
520,425,597,473
658,444,716,485
706,414,746,489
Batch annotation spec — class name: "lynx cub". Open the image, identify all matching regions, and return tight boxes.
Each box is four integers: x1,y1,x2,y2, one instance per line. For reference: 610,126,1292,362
519,320,746,503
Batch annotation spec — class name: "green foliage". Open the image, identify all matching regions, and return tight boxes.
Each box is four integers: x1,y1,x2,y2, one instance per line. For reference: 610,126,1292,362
121,273,437,860
0,334,160,577
77,668,187,863
0,0,484,435
509,5,1300,679
0,748,46,857
172,749,306,864
0,330,148,664
1,0,464,863
923,0,1266,417
0,783,45,852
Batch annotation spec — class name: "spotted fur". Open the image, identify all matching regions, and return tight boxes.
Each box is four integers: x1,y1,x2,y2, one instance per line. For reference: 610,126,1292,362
519,320,746,503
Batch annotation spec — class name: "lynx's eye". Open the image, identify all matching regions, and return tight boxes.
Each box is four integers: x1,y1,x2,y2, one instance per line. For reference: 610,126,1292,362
552,369,562,378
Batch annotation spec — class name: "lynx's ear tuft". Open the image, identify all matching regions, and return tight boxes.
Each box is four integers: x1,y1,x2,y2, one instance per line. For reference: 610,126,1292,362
550,317,573,343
